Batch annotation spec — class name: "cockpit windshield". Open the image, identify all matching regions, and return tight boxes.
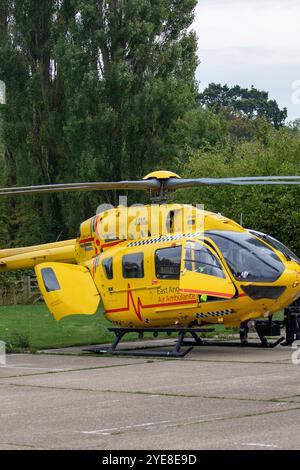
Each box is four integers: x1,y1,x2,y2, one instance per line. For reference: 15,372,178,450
205,231,285,283
249,230,300,266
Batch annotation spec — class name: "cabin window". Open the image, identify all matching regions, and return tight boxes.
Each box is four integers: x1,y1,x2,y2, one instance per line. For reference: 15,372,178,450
41,268,61,292
102,257,113,279
122,253,144,279
155,246,182,279
184,241,226,279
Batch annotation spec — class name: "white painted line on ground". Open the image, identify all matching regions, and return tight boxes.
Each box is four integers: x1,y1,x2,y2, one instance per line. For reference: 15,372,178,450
0,366,67,372
82,413,224,437
0,364,30,367
82,420,172,435
246,443,278,448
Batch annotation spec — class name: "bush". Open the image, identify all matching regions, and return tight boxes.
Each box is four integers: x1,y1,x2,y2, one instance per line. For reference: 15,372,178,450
175,124,300,255
6,331,31,353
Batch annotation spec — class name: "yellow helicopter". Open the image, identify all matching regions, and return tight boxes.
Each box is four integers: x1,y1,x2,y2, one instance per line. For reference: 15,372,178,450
1,170,300,357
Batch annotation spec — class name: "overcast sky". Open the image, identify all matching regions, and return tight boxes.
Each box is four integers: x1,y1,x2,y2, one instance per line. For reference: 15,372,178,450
193,0,300,121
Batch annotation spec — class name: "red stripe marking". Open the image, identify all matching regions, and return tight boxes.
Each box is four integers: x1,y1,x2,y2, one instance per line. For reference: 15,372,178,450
79,237,94,244
180,288,234,299
101,240,123,249
151,300,197,308
105,300,197,314
105,285,197,320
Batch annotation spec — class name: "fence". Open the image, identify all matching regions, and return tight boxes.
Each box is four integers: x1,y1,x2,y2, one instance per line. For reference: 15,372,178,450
0,276,41,306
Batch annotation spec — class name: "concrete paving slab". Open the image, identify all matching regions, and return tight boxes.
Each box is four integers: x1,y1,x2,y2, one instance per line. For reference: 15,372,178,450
2,354,299,401
184,344,294,363
41,341,295,363
0,444,34,450
0,353,154,378
0,383,299,450
0,347,299,450
99,407,300,450
280,395,300,403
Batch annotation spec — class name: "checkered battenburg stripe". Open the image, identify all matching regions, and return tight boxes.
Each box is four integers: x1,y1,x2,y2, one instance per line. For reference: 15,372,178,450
196,309,233,319
127,233,202,247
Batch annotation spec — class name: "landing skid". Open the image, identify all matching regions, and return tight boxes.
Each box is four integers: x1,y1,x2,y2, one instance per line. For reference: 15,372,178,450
176,320,285,349
83,327,214,358
83,322,284,358
191,337,285,349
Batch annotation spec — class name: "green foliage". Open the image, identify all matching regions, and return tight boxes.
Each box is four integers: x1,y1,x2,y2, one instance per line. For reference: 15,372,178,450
0,269,34,290
0,303,237,350
174,106,279,162
0,2,299,262
175,122,300,255
0,0,198,246
198,83,288,129
6,331,31,353
0,304,115,350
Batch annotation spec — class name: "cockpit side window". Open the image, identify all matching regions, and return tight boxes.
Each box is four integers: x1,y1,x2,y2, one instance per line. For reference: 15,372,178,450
206,231,285,283
184,241,226,279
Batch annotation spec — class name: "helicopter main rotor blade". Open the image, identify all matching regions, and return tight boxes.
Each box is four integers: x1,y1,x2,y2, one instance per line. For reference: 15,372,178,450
1,175,300,197
0,180,160,197
166,176,300,189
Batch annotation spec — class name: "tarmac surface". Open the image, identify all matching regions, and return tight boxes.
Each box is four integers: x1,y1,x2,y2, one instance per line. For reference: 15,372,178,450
0,339,300,450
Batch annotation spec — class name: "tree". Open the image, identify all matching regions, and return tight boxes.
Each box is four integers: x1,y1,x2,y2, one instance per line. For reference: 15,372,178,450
197,83,287,129
175,123,300,255
55,0,198,182
0,0,65,245
0,0,199,245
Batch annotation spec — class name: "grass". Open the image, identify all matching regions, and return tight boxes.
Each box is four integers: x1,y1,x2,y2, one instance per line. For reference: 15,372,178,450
0,303,207,352
0,303,232,352
0,303,284,352
0,304,115,351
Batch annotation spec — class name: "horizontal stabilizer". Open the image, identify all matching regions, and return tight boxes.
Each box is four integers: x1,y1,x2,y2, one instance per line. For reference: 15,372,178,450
0,240,76,272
